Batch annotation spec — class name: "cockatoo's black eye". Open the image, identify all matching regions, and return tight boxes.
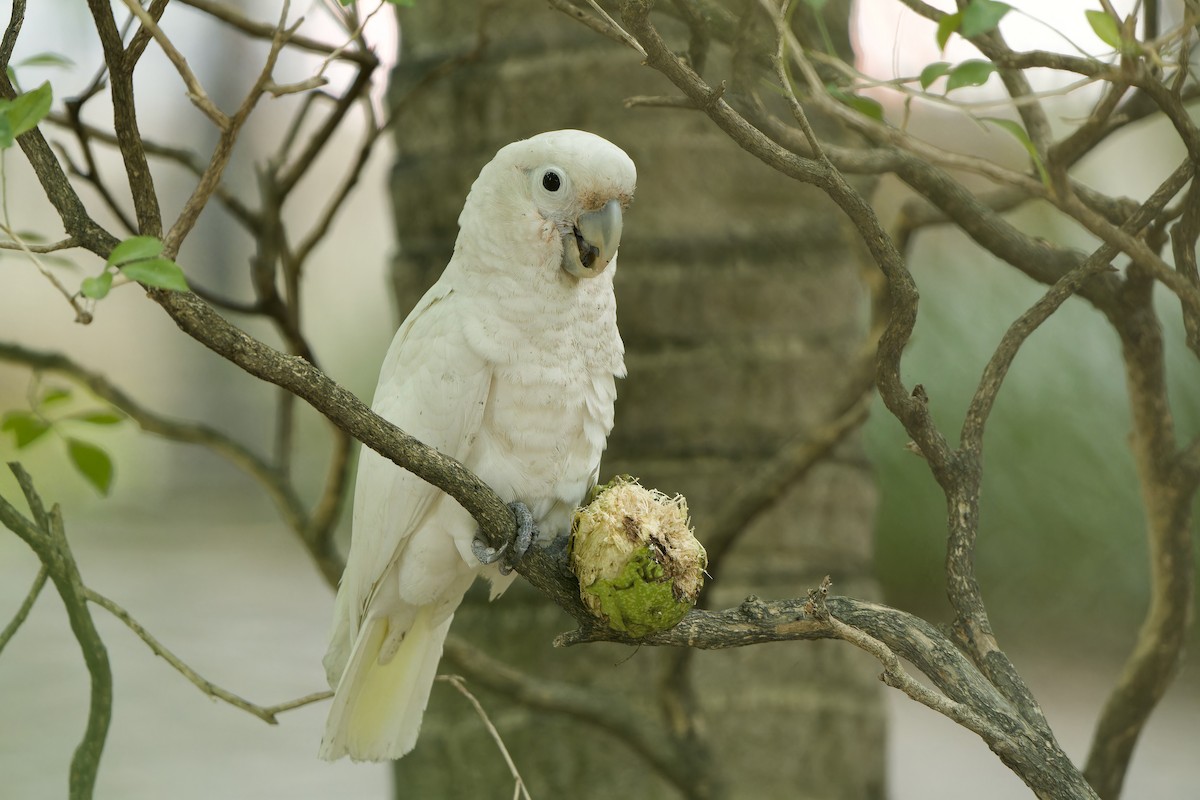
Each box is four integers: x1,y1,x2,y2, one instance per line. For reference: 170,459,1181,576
542,170,562,192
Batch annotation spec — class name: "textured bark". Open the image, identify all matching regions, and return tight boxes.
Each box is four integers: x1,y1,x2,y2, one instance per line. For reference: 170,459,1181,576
387,3,883,797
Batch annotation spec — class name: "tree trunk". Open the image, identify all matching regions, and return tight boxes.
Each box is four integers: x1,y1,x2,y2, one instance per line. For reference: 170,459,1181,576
387,3,884,797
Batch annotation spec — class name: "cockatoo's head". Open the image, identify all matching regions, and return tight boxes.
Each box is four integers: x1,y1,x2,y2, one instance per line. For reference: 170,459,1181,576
460,130,636,281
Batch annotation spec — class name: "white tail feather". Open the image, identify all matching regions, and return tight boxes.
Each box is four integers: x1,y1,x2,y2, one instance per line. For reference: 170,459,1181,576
319,605,452,761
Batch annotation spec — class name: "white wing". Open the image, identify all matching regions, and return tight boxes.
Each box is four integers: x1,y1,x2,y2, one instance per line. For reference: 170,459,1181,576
325,275,491,680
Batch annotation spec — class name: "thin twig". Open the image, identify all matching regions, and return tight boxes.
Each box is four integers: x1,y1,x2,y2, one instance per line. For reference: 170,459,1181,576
442,635,716,798
961,262,1115,451
43,111,260,231
315,0,388,77
163,1,297,256
623,94,699,109
548,0,646,56
0,236,76,253
584,0,646,56
174,0,376,65
804,578,1008,749
51,137,138,235
0,215,91,324
0,341,348,585
436,675,533,800
0,566,48,656
86,587,330,725
118,0,228,126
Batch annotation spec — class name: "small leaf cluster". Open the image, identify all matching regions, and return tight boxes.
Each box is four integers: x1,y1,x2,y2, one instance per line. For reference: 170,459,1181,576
912,1,1050,185
81,236,189,299
918,0,1011,94
830,0,1010,124
1084,9,1142,56
0,81,51,150
936,0,1011,51
918,60,997,93
0,52,72,148
1,387,122,495
827,84,884,121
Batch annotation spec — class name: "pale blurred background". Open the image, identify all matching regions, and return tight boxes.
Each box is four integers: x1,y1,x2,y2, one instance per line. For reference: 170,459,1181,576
0,1,1196,798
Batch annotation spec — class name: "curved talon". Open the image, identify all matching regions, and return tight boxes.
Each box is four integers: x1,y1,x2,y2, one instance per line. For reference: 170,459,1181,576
474,501,539,572
500,501,537,575
472,536,508,565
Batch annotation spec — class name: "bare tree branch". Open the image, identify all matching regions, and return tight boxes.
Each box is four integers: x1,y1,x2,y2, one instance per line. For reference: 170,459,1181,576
1084,267,1196,798
804,578,1007,748
961,263,1115,452
0,0,25,71
0,464,111,800
84,0,162,236
1169,174,1200,358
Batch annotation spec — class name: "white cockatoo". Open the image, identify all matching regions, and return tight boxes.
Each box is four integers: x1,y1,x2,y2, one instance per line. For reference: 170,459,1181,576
320,130,636,762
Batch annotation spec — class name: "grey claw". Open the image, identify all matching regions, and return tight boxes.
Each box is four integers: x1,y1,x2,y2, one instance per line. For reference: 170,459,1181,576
472,536,507,565
499,501,538,576
475,502,539,572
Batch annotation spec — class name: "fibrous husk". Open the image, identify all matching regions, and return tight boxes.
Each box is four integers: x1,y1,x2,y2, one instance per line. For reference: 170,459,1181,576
569,476,707,637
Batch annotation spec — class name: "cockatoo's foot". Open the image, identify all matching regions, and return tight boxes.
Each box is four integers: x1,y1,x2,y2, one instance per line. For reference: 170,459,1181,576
471,501,538,574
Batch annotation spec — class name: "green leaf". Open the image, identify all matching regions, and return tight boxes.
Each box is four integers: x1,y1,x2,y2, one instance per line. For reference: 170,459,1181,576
0,111,13,149
5,81,52,138
946,60,997,92
66,438,114,495
960,0,1012,37
38,387,72,407
71,411,125,426
119,257,189,292
982,117,1051,187
385,0,415,5
803,0,830,9
827,86,884,121
80,271,113,299
16,53,75,69
1,411,51,448
936,11,963,51
1085,9,1123,50
106,236,163,267
919,61,953,90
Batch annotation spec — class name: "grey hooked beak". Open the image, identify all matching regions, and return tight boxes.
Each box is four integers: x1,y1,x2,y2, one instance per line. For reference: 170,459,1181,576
562,199,623,278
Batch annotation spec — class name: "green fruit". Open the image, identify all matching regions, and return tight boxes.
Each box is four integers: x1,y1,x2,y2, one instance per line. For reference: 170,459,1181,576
570,476,706,638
